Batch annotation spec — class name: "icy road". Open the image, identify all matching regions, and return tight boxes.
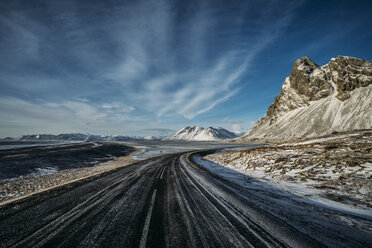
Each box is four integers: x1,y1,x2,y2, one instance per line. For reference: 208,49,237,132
0,151,371,248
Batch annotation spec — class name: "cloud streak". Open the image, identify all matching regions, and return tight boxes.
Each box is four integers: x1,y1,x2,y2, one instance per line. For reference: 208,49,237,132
0,0,300,136
102,0,299,119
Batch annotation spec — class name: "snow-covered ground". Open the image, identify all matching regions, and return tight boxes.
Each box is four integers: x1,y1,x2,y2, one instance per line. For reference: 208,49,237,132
278,132,362,146
202,131,372,213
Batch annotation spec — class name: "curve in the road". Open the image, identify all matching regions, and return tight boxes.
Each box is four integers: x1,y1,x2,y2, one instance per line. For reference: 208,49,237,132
0,152,370,248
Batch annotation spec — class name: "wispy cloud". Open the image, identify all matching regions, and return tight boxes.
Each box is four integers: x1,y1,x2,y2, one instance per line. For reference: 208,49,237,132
0,0,300,136
0,14,40,60
99,0,299,119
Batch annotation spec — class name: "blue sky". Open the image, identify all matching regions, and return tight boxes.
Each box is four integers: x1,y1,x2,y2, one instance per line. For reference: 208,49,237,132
1,0,372,137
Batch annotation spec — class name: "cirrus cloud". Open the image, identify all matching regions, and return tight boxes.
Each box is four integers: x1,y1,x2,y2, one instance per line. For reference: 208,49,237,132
0,0,301,136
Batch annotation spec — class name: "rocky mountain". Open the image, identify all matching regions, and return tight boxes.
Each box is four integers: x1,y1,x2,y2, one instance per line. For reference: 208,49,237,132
167,126,239,141
244,56,372,141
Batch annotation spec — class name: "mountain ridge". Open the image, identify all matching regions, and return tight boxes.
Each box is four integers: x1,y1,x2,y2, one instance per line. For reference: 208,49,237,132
243,55,372,141
167,126,240,141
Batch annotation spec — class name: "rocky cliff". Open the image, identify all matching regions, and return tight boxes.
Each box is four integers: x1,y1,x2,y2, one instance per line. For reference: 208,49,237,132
244,56,372,140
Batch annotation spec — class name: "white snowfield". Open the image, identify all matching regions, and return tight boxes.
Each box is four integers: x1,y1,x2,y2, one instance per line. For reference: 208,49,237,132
167,126,239,141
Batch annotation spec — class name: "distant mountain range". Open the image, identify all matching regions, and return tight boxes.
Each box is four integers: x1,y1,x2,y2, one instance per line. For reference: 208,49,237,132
167,126,241,141
2,128,240,142
1,133,165,141
242,56,372,141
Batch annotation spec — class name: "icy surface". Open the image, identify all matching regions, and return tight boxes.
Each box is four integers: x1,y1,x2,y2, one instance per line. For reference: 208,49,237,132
126,140,255,160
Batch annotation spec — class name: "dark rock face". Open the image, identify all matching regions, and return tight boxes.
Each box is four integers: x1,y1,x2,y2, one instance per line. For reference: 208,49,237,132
327,56,372,101
289,56,333,100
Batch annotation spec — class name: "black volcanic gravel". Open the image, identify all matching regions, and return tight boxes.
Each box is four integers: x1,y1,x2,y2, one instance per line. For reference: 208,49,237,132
0,142,134,180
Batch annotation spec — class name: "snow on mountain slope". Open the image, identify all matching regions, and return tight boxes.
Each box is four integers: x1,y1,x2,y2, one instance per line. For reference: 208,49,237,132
243,56,372,141
167,126,239,141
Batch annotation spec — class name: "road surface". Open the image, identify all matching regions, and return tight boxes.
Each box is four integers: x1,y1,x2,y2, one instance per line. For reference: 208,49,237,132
0,152,370,247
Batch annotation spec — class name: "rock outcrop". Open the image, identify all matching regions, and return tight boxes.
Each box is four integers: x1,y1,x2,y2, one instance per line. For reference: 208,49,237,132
244,56,372,140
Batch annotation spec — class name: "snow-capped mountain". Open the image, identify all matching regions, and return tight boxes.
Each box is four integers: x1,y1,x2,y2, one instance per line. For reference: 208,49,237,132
243,56,372,141
167,126,240,141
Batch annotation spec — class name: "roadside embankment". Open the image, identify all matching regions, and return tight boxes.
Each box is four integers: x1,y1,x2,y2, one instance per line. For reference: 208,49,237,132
204,131,372,210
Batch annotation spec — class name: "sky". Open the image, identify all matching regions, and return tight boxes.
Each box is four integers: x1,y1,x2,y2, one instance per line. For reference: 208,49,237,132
0,0,372,138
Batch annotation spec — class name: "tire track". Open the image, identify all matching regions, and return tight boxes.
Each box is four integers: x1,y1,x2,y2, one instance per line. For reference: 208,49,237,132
0,152,355,248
